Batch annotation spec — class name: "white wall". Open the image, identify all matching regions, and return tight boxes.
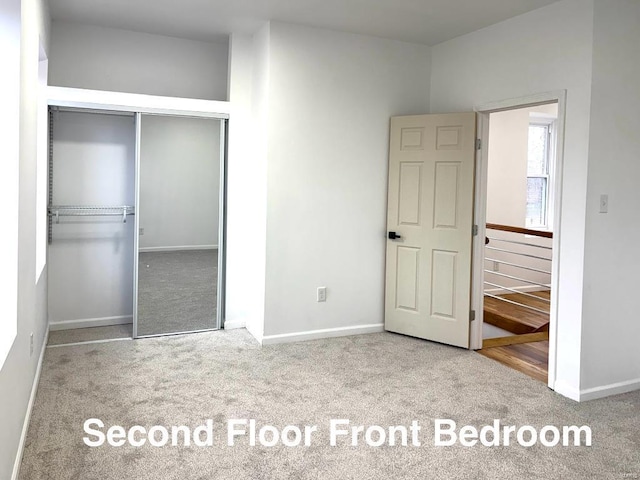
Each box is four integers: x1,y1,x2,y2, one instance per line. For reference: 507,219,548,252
225,31,269,336
49,21,228,101
139,115,221,251
0,0,21,370
0,0,50,477
485,104,556,294
430,0,595,399
262,22,431,339
580,0,640,396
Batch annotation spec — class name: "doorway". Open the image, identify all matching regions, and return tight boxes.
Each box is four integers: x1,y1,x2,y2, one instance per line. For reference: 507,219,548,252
471,92,566,389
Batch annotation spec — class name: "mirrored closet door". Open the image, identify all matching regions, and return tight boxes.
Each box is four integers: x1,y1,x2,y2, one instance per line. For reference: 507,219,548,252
135,114,224,337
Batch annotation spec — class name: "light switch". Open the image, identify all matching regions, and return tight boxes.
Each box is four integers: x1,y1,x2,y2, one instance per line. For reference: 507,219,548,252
599,194,608,214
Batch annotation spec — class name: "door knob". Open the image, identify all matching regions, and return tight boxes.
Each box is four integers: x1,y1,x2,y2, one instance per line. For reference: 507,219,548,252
388,231,402,240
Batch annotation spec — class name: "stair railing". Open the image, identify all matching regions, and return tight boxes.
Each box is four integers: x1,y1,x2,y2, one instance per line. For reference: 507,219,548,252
484,223,552,315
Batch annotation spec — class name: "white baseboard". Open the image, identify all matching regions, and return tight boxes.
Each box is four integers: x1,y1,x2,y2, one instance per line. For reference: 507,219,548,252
245,323,264,345
12,326,49,480
579,378,640,402
49,315,132,331
223,319,246,330
139,245,217,253
553,379,581,402
261,323,384,346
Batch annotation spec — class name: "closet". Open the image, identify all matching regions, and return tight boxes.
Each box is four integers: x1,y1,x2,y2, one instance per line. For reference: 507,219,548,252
46,89,228,340
48,109,136,330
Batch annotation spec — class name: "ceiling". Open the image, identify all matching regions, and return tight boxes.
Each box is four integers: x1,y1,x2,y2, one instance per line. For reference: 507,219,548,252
48,0,560,46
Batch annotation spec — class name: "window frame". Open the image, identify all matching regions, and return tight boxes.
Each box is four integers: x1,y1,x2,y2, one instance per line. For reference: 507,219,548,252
526,117,556,230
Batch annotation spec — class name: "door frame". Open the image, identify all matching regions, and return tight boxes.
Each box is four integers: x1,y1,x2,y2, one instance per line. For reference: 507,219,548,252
470,90,567,392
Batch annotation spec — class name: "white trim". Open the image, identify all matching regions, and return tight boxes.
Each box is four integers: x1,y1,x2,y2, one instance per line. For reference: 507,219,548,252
49,315,132,331
47,337,132,348
475,90,565,114
216,119,226,331
11,327,49,480
47,86,230,119
223,319,246,330
246,322,264,345
579,378,640,402
138,245,217,253
553,379,581,402
133,113,141,339
471,90,567,394
470,112,490,350
261,324,384,346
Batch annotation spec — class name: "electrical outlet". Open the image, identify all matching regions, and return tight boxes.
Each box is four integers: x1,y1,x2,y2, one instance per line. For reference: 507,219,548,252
30,333,34,356
317,287,327,302
599,194,608,213
139,227,145,235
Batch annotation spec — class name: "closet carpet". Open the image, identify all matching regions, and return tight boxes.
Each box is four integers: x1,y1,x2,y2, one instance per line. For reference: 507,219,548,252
137,249,217,336
48,324,133,346
19,330,640,479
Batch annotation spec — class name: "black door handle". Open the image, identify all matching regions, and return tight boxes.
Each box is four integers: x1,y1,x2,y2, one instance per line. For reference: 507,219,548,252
388,231,402,240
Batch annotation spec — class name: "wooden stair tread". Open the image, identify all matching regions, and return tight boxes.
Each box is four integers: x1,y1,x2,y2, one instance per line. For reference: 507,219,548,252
484,291,550,335
479,341,549,383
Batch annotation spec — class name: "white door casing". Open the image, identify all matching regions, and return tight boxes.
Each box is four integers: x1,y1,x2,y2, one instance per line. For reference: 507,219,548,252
385,113,476,348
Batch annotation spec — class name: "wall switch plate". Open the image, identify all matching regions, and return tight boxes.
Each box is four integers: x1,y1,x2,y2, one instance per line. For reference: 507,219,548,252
30,333,34,356
317,287,327,302
139,227,145,235
599,194,608,213
493,261,499,272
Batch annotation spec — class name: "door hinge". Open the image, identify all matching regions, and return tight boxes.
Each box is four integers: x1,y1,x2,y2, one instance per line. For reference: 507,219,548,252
470,310,476,321
476,138,482,150
472,224,478,236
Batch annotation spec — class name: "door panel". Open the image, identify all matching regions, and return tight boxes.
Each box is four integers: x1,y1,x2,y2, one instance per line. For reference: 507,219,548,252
385,113,476,348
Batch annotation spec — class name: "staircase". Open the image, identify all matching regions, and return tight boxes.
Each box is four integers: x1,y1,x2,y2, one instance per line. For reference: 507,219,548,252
484,290,550,335
482,223,553,343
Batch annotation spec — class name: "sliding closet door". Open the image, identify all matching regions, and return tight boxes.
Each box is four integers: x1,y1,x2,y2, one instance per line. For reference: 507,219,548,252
135,115,223,337
48,110,136,329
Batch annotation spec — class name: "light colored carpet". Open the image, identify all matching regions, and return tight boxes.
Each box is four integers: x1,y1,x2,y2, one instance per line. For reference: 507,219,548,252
137,250,217,336
19,330,640,479
48,325,133,346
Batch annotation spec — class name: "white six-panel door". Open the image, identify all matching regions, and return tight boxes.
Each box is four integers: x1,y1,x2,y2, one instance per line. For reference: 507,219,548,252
385,113,476,348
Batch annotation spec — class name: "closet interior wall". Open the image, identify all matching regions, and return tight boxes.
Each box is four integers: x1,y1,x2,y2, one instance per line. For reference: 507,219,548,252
48,109,136,329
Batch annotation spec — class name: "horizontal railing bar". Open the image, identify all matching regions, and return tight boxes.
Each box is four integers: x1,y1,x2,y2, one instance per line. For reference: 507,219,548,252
483,270,552,289
486,236,553,250
484,293,550,315
485,258,552,275
483,282,551,303
485,246,552,262
486,223,553,239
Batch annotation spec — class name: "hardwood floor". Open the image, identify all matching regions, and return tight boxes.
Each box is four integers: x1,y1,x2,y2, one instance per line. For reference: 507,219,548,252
484,290,550,334
478,340,549,383
480,290,550,382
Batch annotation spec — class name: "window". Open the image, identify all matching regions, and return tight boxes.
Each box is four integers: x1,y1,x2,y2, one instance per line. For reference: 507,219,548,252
526,121,554,228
